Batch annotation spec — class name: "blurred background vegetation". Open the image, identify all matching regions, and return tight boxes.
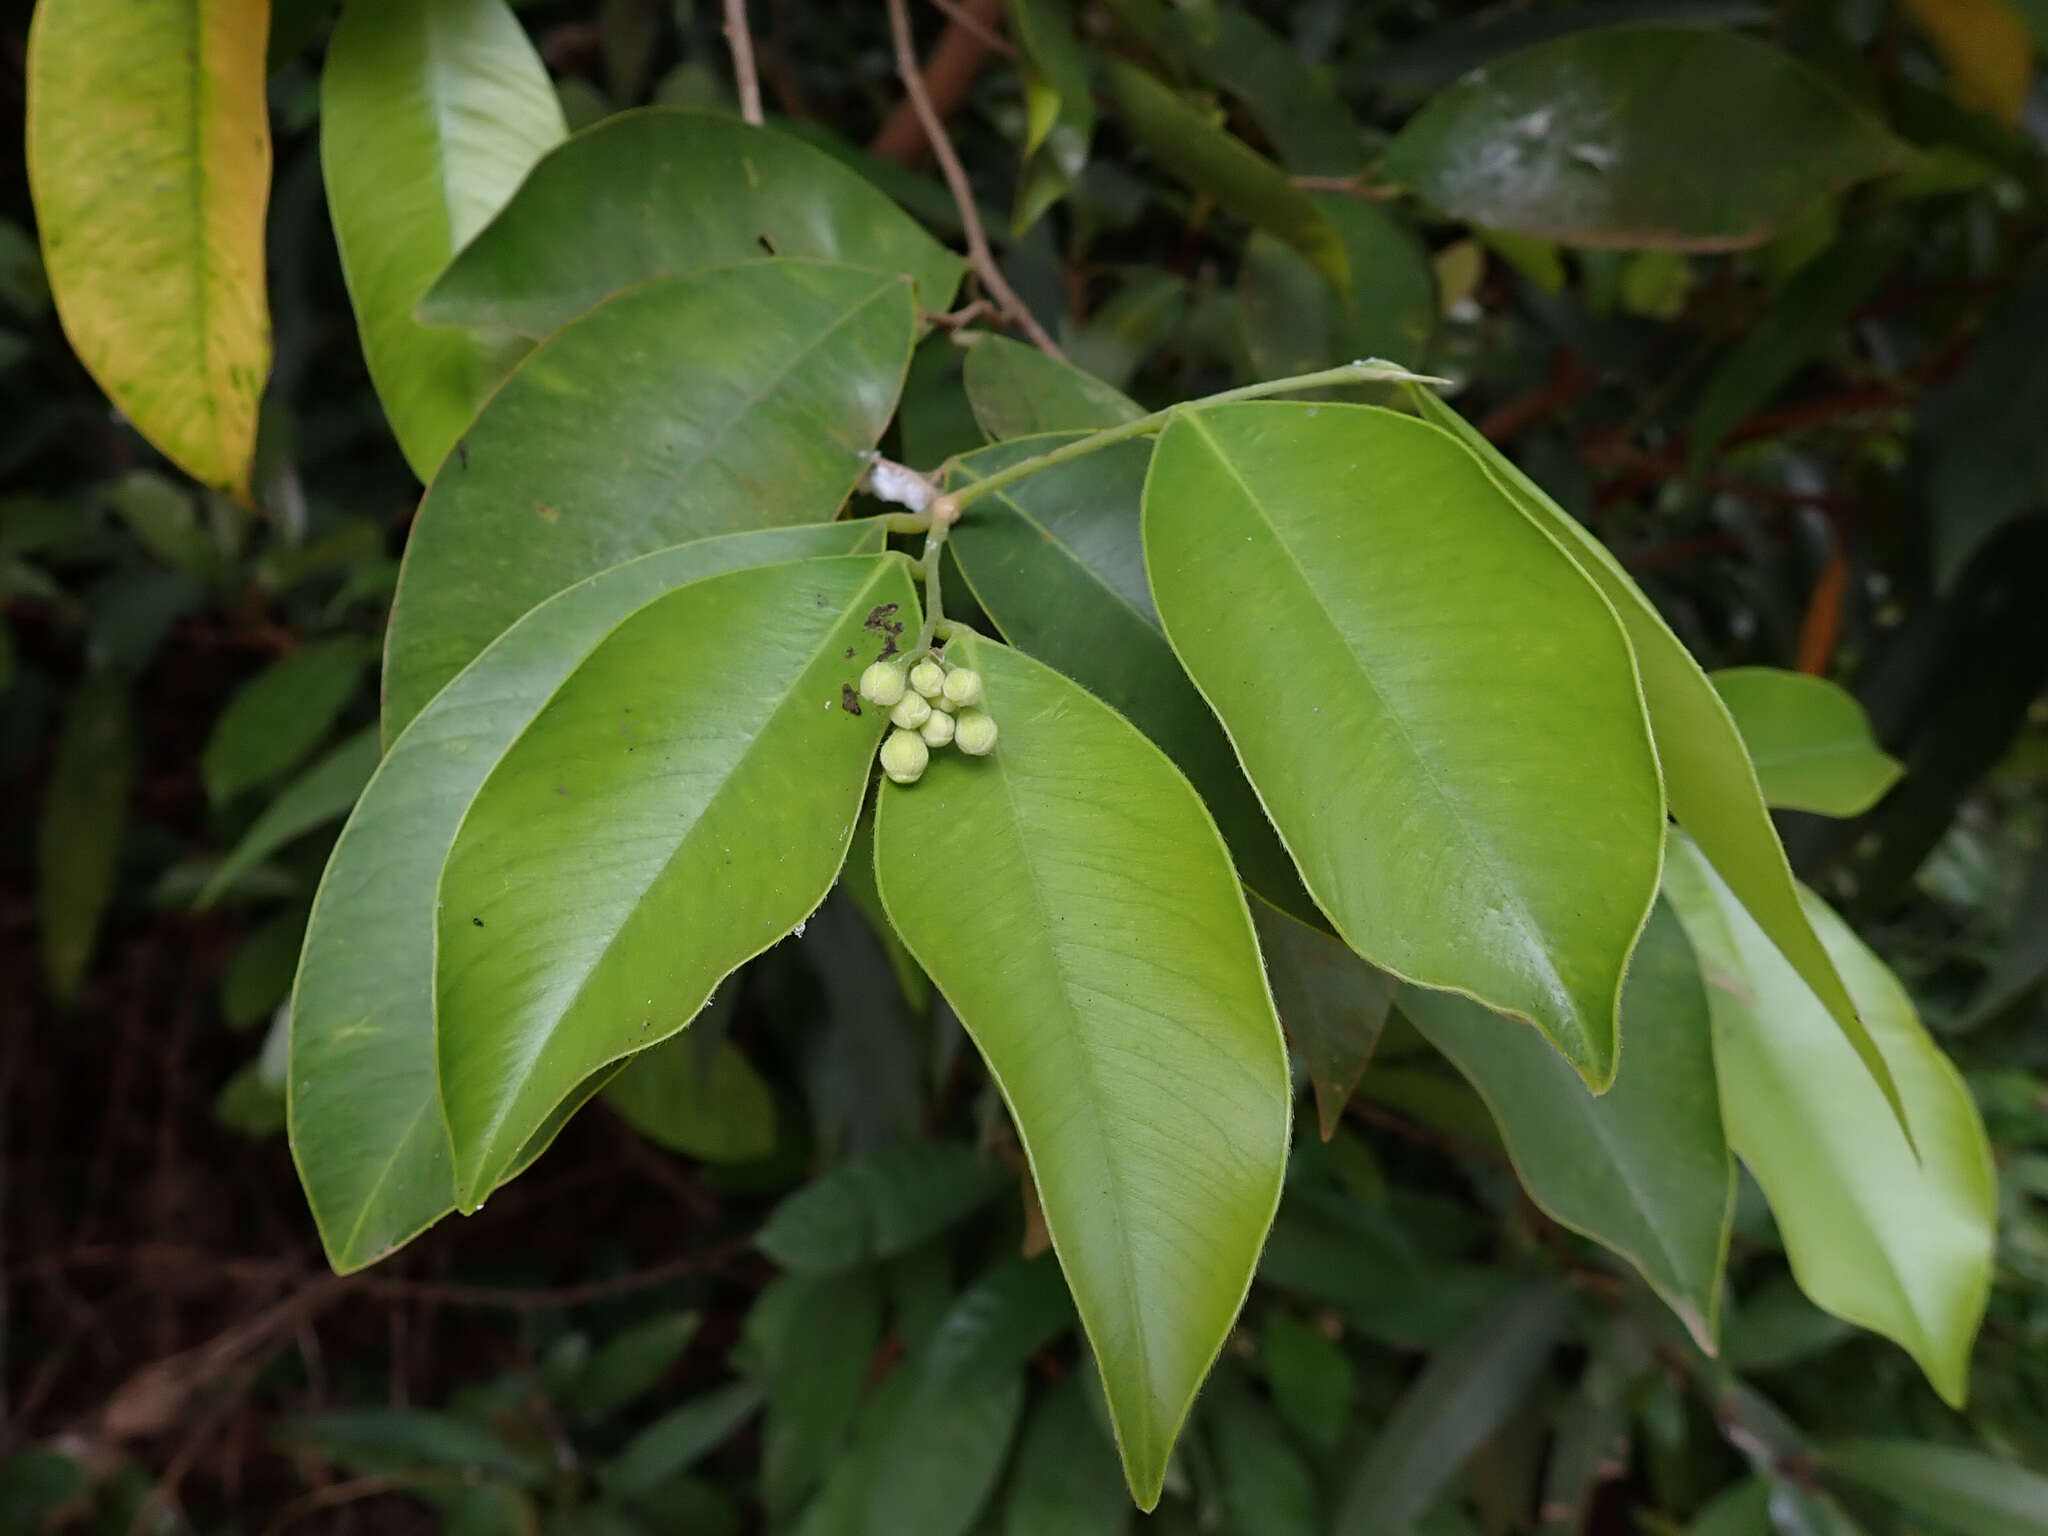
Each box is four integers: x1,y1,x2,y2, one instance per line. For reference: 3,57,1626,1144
4,0,2048,1531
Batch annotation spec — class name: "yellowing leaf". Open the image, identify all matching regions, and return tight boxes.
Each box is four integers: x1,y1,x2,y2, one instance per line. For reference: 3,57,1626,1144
26,0,273,498
1904,0,2035,128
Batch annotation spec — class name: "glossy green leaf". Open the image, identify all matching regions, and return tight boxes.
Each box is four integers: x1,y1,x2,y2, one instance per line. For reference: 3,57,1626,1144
1259,1310,1353,1450
1817,1439,2048,1536
604,1027,777,1165
435,555,917,1202
1002,1375,1131,1536
1252,895,1395,1141
322,0,565,480
1710,668,1902,817
565,1310,700,1420
422,108,965,338
37,672,132,1003
203,638,372,805
1401,902,1734,1349
198,727,379,908
1383,25,1909,249
961,334,1143,441
382,261,914,739
946,436,1315,923
1145,402,1664,1086
1405,384,1909,1134
601,1382,764,1500
875,632,1291,1509
1662,836,1997,1405
1238,197,1436,378
292,521,880,1272
755,1142,1007,1273
1008,0,1095,232
1333,1281,1570,1535
1103,58,1348,295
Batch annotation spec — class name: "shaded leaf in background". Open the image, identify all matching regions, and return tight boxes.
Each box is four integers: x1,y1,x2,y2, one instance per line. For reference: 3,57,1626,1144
222,905,309,1029
434,556,916,1203
1238,198,1436,378
103,472,222,582
1709,668,1902,817
1146,403,1664,1088
1008,0,1095,233
600,1381,764,1501
1061,269,1188,392
37,673,132,1003
741,1268,884,1519
1210,1376,1318,1536
202,638,372,806
1259,1310,1353,1451
565,1310,700,1421
292,522,880,1272
1903,0,2035,127
796,890,931,1157
961,334,1143,441
1401,902,1733,1350
1002,1375,1130,1536
1332,1282,1571,1535
876,633,1291,1509
755,1142,1006,1274
277,1409,548,1487
1252,895,1396,1140
1103,58,1348,295
1150,6,1363,175
198,726,379,907
381,260,914,738
1383,25,1908,249
321,0,567,479
1663,836,1996,1405
1406,384,1909,1135
604,1019,777,1165
25,0,271,496
946,435,1316,924
1817,1438,2048,1536
422,108,965,338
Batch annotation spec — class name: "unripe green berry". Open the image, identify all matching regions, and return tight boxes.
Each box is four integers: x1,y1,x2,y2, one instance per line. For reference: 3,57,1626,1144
954,708,998,756
890,691,932,730
919,709,956,748
942,667,985,707
879,729,929,784
909,659,947,698
859,661,907,707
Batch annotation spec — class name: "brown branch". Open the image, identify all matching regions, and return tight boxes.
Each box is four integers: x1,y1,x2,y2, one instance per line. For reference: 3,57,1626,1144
883,0,1066,360
873,0,1006,164
722,0,764,125
1478,350,1595,442
1796,537,1849,677
924,0,1014,57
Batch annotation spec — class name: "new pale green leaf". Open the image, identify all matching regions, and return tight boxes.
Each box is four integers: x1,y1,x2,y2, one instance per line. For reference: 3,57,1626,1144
1144,402,1664,1087
291,521,880,1271
1663,835,1996,1405
322,0,567,479
874,632,1291,1509
421,109,966,338
382,261,915,739
1710,667,1902,817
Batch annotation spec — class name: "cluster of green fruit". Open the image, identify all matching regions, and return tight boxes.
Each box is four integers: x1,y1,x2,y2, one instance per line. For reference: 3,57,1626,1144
858,655,997,784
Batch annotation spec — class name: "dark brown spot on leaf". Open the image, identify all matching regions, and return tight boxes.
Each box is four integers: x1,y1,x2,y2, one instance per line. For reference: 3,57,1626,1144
840,683,863,715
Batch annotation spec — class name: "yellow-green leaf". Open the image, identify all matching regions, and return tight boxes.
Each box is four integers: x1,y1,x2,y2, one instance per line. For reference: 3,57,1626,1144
1710,667,1903,818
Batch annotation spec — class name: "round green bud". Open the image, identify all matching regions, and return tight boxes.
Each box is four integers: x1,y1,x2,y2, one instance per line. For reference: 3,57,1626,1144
890,691,932,730
879,729,929,784
942,667,985,707
919,709,956,748
859,661,907,707
909,659,947,698
954,708,998,756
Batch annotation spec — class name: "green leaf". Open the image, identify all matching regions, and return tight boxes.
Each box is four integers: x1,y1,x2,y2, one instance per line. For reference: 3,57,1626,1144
292,522,880,1272
1404,385,1910,1137
199,727,379,908
1258,1311,1353,1451
1144,402,1664,1087
1816,1439,2048,1536
1238,199,1436,379
1709,668,1902,817
1211,1378,1318,1536
222,905,309,1029
961,334,1143,441
1007,0,1095,232
1401,902,1733,1350
1662,835,1997,1406
322,0,564,481
1150,7,1363,176
37,672,132,1003
755,1142,1007,1273
382,260,915,740
26,0,270,496
422,108,965,338
604,1023,777,1165
1331,1282,1571,1536
1252,895,1395,1141
203,639,372,806
435,555,917,1202
874,632,1292,1509
743,1268,885,1518
1685,1478,1774,1536
1382,24,1909,249
103,471,222,581
601,1381,764,1500
1002,1376,1131,1536
278,1409,548,1486
1103,58,1348,295
945,436,1316,923
565,1310,700,1420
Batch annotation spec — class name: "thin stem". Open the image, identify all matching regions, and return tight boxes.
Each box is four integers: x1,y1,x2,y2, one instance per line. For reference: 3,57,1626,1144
945,359,1447,512
884,0,1065,359
914,526,948,652
722,0,764,125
